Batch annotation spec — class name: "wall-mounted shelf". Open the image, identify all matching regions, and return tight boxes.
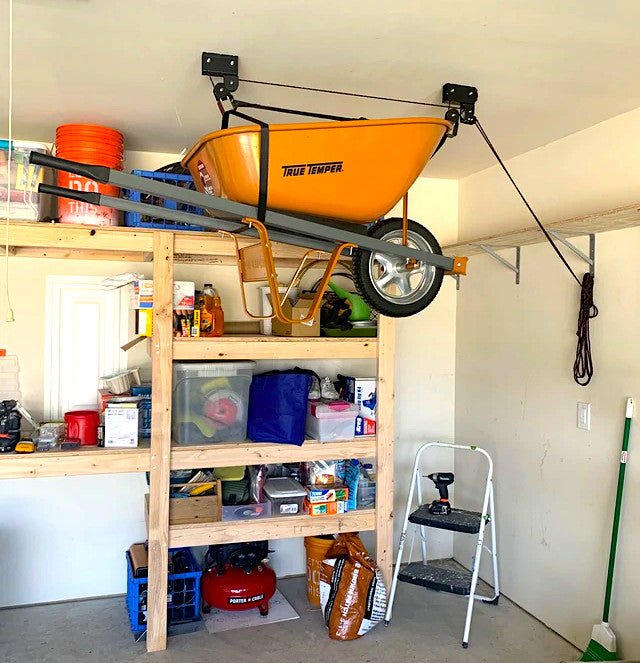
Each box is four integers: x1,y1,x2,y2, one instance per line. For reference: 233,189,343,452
443,201,640,257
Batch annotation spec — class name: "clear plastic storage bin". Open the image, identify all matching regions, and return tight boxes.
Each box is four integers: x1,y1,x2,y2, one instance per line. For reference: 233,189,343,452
0,140,50,221
263,477,307,517
305,399,358,441
172,361,255,445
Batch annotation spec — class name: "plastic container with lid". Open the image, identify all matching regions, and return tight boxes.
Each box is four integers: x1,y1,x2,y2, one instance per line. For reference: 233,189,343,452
172,361,255,445
263,477,307,517
305,398,359,442
0,140,50,221
0,354,21,401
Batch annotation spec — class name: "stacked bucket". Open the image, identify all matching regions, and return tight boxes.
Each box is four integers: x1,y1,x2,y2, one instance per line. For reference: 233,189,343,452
55,124,123,225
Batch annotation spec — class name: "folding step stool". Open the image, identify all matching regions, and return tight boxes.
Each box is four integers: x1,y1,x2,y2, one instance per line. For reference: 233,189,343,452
385,442,499,648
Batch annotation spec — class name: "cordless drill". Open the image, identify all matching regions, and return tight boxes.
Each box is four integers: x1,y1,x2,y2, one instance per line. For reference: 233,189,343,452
427,472,454,515
0,400,21,453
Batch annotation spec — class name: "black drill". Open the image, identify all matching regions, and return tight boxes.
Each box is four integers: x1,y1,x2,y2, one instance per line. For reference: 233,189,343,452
427,472,454,515
0,400,21,453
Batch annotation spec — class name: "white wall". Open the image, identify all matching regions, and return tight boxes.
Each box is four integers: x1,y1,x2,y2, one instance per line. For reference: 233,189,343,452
454,106,640,658
0,158,458,604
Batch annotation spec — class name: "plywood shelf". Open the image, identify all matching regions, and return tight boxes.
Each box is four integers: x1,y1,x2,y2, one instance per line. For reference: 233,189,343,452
173,335,377,360
4,221,319,266
171,437,376,470
0,438,376,479
443,201,640,257
0,445,151,479
168,509,376,547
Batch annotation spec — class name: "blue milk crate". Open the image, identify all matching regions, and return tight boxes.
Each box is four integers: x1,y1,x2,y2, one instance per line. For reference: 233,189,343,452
126,547,202,634
123,170,206,231
131,384,151,438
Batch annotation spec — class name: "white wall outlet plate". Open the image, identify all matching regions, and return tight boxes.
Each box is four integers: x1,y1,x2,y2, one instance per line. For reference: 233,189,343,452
577,402,591,430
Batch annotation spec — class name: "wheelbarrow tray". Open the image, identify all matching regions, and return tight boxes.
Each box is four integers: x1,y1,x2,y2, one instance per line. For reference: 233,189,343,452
182,117,451,223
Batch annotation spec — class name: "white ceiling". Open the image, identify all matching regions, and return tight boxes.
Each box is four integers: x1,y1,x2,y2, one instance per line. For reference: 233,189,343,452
3,0,640,178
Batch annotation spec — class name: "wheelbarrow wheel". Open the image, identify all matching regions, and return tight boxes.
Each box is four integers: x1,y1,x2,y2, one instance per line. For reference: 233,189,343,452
353,218,444,318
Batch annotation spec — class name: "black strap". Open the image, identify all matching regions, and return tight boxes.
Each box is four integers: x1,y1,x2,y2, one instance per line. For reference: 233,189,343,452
220,106,270,223
231,98,360,122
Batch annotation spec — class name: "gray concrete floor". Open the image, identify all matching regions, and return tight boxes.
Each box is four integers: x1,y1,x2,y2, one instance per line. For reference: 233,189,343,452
0,575,580,663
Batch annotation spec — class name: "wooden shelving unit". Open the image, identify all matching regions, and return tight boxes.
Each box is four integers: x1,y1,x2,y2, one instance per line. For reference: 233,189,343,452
1,222,394,653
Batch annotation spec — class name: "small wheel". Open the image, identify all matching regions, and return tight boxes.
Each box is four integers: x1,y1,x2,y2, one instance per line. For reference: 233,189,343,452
353,218,444,318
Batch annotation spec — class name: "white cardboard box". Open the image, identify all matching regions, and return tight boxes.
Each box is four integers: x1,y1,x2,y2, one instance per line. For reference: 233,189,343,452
345,376,376,436
104,406,140,447
129,280,195,310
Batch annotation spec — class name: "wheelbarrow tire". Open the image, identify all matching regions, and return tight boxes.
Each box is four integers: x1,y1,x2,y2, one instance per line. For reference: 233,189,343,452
353,218,444,318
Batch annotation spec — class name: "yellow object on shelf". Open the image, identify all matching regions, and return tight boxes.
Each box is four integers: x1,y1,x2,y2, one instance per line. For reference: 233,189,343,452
14,441,35,454
183,117,451,223
213,465,246,481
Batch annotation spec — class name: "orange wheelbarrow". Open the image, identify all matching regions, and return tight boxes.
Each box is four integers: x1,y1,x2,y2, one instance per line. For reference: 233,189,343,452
32,111,467,322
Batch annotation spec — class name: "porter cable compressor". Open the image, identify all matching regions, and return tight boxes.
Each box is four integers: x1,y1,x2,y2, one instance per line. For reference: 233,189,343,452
427,472,454,515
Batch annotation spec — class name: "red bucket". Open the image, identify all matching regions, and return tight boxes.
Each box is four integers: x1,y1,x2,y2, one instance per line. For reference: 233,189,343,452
56,124,124,226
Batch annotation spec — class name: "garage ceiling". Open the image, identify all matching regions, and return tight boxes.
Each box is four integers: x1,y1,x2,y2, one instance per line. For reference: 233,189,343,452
2,0,640,178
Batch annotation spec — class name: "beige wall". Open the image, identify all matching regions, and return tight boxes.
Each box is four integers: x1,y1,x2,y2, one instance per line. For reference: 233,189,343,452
0,160,458,604
455,107,640,657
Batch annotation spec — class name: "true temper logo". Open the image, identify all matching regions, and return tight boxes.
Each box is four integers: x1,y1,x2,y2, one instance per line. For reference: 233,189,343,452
281,161,343,177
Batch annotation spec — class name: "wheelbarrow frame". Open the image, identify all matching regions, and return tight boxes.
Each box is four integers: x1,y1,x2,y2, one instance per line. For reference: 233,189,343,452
31,152,466,323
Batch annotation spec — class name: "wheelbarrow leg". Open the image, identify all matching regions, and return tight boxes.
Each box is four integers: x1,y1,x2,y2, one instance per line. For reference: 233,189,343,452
222,217,355,325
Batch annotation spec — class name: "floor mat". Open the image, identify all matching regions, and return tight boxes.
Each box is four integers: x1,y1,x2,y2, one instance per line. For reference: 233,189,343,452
203,589,300,633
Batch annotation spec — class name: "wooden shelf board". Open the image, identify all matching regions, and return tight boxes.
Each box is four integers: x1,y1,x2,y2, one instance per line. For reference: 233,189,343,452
5,221,326,265
173,335,377,360
444,201,640,257
170,437,376,470
0,438,375,479
168,509,376,547
0,445,151,479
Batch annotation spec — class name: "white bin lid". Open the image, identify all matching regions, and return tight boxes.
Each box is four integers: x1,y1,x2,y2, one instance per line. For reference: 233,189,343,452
263,477,307,499
173,361,256,378
308,399,359,419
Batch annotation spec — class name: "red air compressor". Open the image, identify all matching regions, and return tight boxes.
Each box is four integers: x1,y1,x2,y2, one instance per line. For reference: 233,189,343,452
202,541,276,616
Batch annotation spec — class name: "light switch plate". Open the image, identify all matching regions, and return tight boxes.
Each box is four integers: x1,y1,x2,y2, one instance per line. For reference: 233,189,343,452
578,402,591,430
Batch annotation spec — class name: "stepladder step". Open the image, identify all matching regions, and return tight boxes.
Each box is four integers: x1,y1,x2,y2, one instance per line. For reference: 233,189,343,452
398,561,472,596
409,505,483,534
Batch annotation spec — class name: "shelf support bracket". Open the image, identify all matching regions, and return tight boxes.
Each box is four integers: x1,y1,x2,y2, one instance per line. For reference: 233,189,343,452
548,231,595,276
471,244,520,284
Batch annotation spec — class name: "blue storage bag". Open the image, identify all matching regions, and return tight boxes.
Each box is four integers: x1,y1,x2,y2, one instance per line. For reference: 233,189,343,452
248,369,315,446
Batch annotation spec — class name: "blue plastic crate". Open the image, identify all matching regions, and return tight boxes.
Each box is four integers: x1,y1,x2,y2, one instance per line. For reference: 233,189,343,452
131,384,152,438
126,547,202,634
123,170,206,231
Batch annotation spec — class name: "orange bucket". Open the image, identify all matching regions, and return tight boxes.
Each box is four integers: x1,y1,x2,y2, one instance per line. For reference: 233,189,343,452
56,124,124,226
304,535,335,605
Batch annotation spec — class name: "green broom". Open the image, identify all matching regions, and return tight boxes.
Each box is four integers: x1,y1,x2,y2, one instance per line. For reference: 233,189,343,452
581,397,633,661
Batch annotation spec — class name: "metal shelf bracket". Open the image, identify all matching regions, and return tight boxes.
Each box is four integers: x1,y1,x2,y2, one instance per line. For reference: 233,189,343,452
471,244,521,284
548,231,595,276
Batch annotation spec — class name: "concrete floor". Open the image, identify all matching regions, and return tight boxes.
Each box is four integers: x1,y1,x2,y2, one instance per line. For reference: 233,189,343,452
0,575,580,663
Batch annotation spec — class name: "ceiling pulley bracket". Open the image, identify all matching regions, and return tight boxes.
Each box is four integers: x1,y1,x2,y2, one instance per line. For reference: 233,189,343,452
202,52,240,100
442,83,479,137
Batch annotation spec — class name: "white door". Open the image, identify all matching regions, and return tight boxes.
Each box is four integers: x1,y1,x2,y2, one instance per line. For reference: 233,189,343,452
44,276,128,419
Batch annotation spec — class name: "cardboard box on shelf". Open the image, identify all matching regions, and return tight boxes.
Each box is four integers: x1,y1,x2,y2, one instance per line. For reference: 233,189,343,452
269,293,320,337
129,280,195,310
304,498,349,516
305,485,348,504
345,376,376,436
104,402,141,448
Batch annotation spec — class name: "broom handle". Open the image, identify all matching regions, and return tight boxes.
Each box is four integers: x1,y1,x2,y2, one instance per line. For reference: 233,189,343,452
602,397,633,622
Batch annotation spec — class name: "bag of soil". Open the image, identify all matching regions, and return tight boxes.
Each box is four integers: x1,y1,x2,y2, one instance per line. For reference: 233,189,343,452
319,533,387,640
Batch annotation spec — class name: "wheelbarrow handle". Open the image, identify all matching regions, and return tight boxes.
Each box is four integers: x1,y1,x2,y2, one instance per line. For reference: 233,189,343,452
29,152,111,184
38,183,102,206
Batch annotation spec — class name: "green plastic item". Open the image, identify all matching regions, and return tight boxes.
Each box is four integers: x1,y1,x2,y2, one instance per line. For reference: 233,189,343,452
213,465,246,481
328,281,371,322
581,397,634,661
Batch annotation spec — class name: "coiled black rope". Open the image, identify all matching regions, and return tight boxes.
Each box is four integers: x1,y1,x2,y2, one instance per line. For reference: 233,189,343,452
574,273,598,385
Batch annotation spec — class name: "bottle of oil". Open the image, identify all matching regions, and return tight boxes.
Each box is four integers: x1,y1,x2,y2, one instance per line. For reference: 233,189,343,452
200,284,224,337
